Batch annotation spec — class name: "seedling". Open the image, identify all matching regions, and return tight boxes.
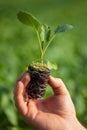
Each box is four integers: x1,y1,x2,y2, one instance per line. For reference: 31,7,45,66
17,11,73,98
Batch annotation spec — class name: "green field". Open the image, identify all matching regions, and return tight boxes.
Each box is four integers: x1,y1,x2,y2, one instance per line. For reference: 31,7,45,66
0,0,87,129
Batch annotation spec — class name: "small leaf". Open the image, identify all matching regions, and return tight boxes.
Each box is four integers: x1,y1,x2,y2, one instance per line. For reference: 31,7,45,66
55,24,73,33
47,61,58,70
46,26,51,42
17,11,41,30
39,24,51,43
39,25,46,43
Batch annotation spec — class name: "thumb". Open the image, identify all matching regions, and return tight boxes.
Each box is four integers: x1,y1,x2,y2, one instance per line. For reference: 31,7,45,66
48,76,69,96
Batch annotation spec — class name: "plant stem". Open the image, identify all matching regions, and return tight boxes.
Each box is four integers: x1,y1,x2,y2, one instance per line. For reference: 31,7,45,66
43,34,56,55
35,30,43,54
34,27,56,64
41,52,43,64
35,29,44,63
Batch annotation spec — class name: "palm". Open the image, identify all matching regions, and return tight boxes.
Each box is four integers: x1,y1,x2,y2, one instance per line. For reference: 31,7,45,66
23,93,75,130
26,94,75,118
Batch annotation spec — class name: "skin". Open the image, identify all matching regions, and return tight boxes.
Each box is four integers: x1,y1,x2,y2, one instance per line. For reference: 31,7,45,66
14,72,86,130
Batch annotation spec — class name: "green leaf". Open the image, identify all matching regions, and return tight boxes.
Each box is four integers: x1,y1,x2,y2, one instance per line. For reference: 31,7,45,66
55,24,73,33
17,11,41,30
47,61,58,70
39,25,46,43
46,26,51,42
39,24,51,43
5,107,18,125
1,93,9,109
43,24,51,42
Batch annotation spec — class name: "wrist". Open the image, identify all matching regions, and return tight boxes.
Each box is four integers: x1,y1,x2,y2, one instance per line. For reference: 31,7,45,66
71,117,86,130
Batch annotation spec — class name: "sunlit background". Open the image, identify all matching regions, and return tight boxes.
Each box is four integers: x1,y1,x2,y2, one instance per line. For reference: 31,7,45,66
0,0,87,129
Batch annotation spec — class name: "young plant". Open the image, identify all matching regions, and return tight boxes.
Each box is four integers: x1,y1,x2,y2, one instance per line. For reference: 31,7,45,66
17,11,73,98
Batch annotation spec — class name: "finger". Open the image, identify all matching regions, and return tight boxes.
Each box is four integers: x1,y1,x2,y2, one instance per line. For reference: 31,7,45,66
15,72,30,101
14,81,28,115
48,76,69,95
14,72,30,115
17,71,30,87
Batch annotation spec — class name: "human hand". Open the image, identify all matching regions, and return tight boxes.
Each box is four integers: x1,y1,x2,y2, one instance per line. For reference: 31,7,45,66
14,72,86,130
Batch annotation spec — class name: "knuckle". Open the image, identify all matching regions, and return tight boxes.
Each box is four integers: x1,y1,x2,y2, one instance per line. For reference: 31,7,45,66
57,78,63,84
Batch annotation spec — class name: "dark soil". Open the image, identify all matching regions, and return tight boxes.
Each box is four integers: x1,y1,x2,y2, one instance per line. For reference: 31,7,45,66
27,63,50,99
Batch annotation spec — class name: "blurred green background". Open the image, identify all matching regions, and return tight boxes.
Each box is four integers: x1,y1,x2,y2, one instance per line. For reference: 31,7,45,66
0,0,87,129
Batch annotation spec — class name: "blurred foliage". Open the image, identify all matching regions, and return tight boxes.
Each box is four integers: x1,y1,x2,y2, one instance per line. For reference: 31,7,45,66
0,0,87,129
